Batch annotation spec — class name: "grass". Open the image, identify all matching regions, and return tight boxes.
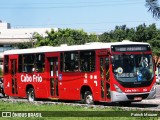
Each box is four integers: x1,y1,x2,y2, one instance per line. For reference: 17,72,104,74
0,100,158,120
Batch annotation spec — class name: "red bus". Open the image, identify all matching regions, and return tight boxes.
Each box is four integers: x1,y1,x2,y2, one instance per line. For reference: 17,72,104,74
3,40,156,105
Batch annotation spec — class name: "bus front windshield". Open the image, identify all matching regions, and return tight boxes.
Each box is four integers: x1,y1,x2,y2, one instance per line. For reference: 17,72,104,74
113,54,154,84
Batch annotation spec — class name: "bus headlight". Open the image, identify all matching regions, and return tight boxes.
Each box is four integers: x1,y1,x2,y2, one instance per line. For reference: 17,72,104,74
151,83,156,92
114,84,122,93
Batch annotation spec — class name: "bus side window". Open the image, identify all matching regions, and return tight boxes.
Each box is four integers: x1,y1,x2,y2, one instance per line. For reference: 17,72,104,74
4,55,9,74
60,53,63,72
23,54,35,73
35,54,45,72
64,52,79,72
18,55,23,72
80,50,95,72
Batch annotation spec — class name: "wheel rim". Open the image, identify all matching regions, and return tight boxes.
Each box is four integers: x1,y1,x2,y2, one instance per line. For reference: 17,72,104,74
86,94,93,104
28,90,34,102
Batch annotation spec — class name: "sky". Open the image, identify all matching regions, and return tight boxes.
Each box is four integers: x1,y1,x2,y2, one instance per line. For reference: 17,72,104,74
0,0,160,33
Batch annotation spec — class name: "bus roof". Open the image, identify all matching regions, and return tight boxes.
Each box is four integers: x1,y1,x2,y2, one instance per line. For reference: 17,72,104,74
4,40,150,55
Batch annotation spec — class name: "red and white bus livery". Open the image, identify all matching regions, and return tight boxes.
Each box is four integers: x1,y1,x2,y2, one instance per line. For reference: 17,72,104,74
3,40,156,105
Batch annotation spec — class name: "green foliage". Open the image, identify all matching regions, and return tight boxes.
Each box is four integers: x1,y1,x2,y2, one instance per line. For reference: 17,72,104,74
148,36,160,56
98,23,160,56
0,67,2,76
15,42,33,49
34,28,96,47
99,23,158,43
111,25,129,42
17,23,160,57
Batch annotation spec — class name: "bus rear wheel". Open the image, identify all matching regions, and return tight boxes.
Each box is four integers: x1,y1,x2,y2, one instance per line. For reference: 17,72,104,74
84,91,94,105
27,88,35,102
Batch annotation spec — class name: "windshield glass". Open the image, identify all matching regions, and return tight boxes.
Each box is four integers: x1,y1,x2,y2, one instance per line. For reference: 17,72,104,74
113,54,154,83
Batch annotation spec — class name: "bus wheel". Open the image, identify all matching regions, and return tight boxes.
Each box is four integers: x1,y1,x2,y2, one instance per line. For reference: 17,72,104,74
27,88,35,102
119,101,131,106
84,91,94,105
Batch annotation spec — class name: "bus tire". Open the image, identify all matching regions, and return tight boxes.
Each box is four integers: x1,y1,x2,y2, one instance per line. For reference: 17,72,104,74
84,91,94,105
27,88,35,102
1,89,5,97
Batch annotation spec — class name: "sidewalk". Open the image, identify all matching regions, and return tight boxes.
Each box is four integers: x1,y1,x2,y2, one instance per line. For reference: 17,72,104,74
140,99,160,104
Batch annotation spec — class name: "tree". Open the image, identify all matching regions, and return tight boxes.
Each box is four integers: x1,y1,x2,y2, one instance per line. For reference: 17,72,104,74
22,24,160,58
127,28,136,41
113,25,129,41
135,24,148,42
14,42,33,49
34,28,97,47
87,33,99,43
148,34,160,54
0,67,2,76
146,0,160,19
99,32,112,42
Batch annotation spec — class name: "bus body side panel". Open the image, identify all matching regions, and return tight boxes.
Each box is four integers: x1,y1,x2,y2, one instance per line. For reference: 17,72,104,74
58,72,82,100
15,73,26,98
58,72,100,101
34,73,49,98
58,50,106,102
16,73,49,99
4,55,18,97
3,73,11,96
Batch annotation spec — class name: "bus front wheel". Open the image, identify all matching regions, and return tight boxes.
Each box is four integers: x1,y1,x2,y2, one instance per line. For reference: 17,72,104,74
84,91,94,105
27,88,35,102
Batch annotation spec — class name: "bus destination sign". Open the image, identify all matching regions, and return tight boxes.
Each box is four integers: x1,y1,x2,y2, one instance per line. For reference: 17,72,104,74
111,45,150,52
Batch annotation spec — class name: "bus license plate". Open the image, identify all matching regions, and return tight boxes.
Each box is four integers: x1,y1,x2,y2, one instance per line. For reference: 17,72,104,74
134,97,142,101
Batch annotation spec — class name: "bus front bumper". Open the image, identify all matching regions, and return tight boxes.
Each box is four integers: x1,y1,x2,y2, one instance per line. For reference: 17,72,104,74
110,89,156,102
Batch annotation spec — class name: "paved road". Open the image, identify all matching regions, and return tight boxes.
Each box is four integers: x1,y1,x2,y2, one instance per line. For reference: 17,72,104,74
156,85,160,99
140,85,160,103
126,85,160,111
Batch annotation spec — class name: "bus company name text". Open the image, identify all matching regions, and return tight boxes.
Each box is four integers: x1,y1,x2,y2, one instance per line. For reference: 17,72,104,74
21,74,42,83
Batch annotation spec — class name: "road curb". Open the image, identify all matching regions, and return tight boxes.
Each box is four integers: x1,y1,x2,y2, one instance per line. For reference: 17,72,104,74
140,99,160,104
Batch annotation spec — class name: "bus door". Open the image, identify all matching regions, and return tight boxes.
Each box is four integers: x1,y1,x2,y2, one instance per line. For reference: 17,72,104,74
10,59,18,95
47,57,59,97
99,56,110,101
